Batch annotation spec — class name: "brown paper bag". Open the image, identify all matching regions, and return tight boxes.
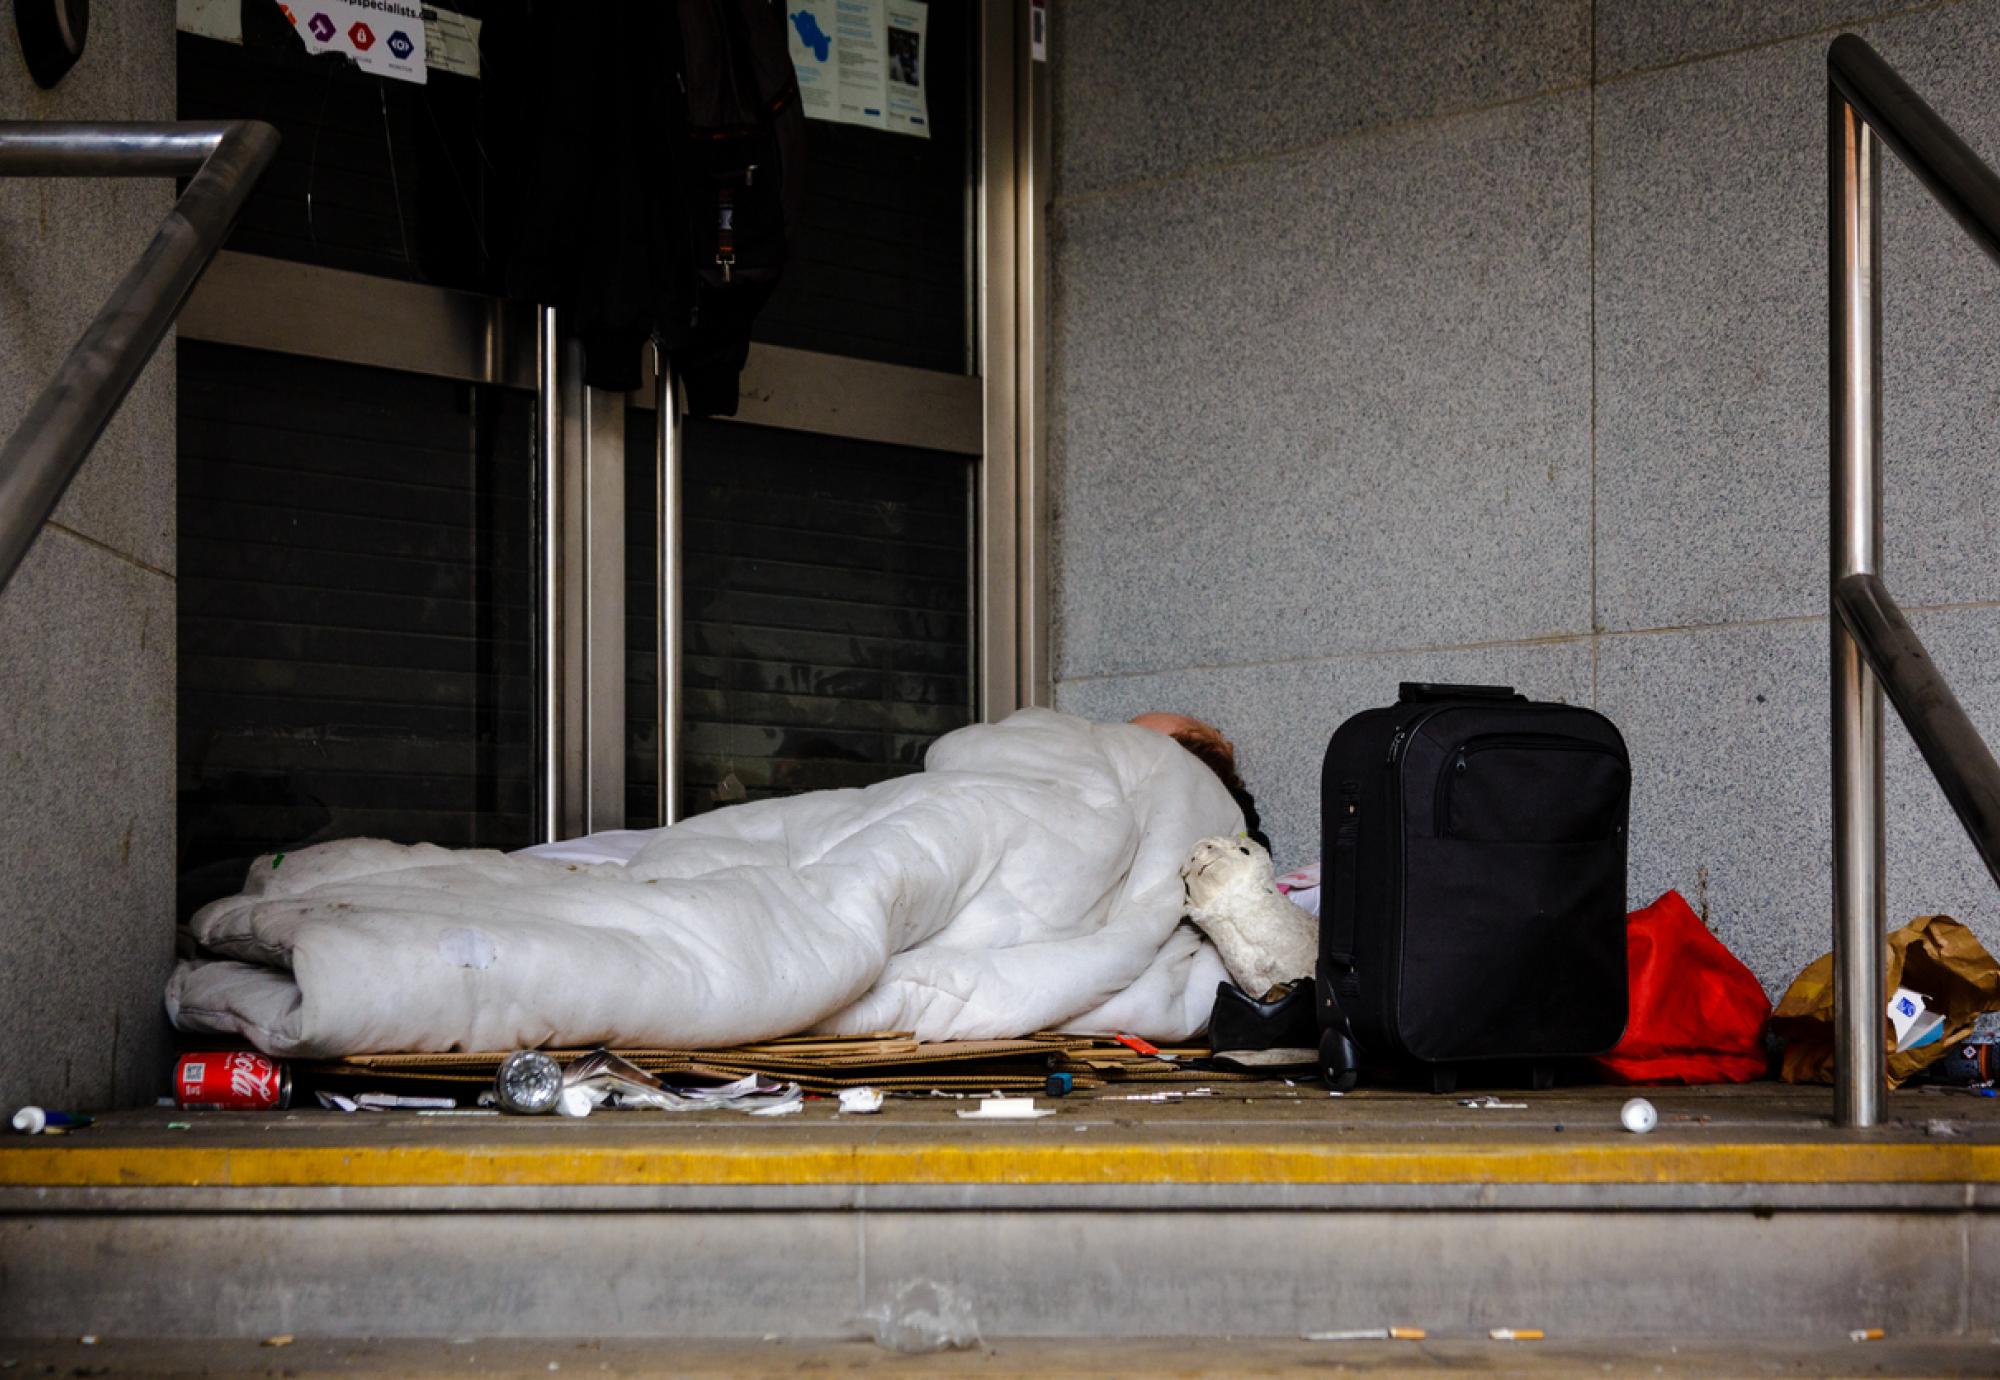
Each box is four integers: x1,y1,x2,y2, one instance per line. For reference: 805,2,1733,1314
1771,914,2000,1086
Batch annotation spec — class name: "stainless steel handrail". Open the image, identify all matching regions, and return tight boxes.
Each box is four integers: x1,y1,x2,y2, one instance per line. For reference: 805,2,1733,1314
0,120,279,593
1830,37,2000,266
1827,36,2000,1126
1835,573,2000,879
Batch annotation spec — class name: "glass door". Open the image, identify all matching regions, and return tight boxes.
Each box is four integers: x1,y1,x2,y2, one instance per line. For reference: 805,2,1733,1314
624,416,975,825
175,12,538,914
176,340,538,916
174,0,1034,881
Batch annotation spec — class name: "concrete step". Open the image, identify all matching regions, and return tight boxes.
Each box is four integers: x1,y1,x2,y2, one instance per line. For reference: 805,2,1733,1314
4,1335,2000,1377
1,1085,1995,1344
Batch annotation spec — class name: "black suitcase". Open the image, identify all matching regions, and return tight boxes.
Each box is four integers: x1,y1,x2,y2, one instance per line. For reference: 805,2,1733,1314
1317,682,1630,1092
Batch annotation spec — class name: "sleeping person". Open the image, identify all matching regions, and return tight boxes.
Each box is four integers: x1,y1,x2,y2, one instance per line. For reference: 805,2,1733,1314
167,708,1303,1059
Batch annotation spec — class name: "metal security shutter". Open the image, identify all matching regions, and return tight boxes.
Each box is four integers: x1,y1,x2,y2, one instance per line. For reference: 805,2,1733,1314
176,341,536,918
625,419,974,826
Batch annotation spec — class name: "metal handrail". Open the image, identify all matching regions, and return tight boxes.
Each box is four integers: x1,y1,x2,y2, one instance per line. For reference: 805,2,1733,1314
1829,37,2000,265
1834,574,2000,878
1827,36,2000,1127
0,121,279,593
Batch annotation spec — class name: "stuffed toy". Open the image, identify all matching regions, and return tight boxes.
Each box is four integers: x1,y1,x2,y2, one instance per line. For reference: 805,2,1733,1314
1180,835,1317,998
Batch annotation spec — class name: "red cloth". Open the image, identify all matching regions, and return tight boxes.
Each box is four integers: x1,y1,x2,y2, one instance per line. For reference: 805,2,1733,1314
1594,890,1771,1085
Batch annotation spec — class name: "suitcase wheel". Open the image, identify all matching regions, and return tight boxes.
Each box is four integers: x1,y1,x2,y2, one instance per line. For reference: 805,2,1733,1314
1530,1063,1556,1092
1426,1065,1458,1095
1319,1028,1360,1092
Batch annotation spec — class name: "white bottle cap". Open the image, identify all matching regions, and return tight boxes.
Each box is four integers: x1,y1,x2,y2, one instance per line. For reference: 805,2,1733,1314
1620,1097,1658,1134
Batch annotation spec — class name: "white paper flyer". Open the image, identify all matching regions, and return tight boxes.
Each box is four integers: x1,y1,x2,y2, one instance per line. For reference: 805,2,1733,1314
882,0,928,137
785,0,928,139
195,1,470,80
285,0,429,85
422,7,481,79
178,0,244,45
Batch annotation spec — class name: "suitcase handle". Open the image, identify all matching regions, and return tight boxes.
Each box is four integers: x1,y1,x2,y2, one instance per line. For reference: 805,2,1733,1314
1397,681,1523,703
1326,792,1360,968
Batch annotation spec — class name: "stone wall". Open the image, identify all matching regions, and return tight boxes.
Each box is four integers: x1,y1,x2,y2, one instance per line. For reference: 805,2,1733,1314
0,3,178,1108
1049,0,2000,992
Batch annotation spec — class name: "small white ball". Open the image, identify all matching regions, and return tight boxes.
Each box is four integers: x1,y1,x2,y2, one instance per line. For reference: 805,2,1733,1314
1620,1097,1658,1134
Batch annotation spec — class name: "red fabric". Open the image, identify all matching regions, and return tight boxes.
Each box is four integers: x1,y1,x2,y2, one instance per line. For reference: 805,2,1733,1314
1594,890,1772,1085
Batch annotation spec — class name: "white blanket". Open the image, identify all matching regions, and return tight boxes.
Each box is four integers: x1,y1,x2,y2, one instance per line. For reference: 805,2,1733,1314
166,710,1237,1057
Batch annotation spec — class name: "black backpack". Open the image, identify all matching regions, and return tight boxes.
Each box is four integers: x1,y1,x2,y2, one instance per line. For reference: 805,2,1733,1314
1317,683,1630,1092
667,0,807,414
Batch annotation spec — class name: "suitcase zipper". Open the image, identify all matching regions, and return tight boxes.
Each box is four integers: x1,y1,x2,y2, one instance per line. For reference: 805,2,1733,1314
1381,705,1451,1058
1432,734,1627,838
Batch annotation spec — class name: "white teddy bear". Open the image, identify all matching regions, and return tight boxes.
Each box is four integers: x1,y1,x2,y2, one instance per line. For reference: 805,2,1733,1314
1180,835,1319,998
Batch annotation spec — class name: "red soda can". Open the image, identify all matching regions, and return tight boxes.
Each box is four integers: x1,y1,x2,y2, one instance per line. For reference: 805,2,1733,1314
175,1051,291,1110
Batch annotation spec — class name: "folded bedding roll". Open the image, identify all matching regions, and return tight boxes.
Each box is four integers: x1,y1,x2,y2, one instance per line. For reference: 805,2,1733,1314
167,709,1238,1057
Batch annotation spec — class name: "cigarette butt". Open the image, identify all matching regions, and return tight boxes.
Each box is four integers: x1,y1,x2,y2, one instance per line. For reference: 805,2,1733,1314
1849,1328,1884,1342
1302,1327,1424,1342
1304,1328,1389,1341
1489,1328,1544,1341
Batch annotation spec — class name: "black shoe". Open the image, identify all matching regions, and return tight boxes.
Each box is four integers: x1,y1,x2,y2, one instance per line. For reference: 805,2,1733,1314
1207,979,1319,1070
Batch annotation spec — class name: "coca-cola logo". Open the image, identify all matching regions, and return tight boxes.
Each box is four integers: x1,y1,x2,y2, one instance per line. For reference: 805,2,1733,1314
227,1052,277,1100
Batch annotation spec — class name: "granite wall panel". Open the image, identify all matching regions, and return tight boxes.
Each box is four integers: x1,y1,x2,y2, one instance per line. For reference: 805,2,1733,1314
1052,91,1592,680
0,1,179,1108
1052,0,2000,996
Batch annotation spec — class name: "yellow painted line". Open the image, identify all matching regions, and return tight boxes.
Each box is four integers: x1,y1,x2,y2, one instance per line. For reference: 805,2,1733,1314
1,1140,1996,1189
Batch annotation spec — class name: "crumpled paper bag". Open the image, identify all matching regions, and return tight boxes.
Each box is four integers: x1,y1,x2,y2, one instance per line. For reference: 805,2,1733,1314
1772,914,2000,1086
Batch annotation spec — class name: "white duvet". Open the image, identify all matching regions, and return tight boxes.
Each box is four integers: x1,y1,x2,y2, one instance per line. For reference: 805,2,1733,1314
166,709,1238,1057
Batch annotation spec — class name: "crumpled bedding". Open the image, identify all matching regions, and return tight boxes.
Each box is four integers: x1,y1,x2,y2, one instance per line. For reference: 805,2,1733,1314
166,709,1237,1057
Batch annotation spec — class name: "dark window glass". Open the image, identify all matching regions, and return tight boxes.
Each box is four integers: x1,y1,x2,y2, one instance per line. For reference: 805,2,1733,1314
177,12,500,291
178,1,974,371
176,341,536,919
626,418,975,827
754,1,976,374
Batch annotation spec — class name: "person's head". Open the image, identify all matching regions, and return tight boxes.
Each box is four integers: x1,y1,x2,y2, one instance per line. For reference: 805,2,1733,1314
1130,713,1270,854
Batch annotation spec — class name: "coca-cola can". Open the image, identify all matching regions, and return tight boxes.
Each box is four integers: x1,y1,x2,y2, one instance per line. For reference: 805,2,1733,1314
175,1051,291,1110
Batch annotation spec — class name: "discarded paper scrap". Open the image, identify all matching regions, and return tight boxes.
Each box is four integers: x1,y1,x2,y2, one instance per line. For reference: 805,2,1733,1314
957,1096,1056,1121
1775,914,2000,1087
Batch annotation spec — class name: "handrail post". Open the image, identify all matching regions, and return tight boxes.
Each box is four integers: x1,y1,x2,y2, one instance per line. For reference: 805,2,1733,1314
655,353,683,827
1829,87,1887,1128
536,306,563,843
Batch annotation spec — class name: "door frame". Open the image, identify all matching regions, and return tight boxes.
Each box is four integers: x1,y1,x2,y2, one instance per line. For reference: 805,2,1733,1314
174,0,1049,839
